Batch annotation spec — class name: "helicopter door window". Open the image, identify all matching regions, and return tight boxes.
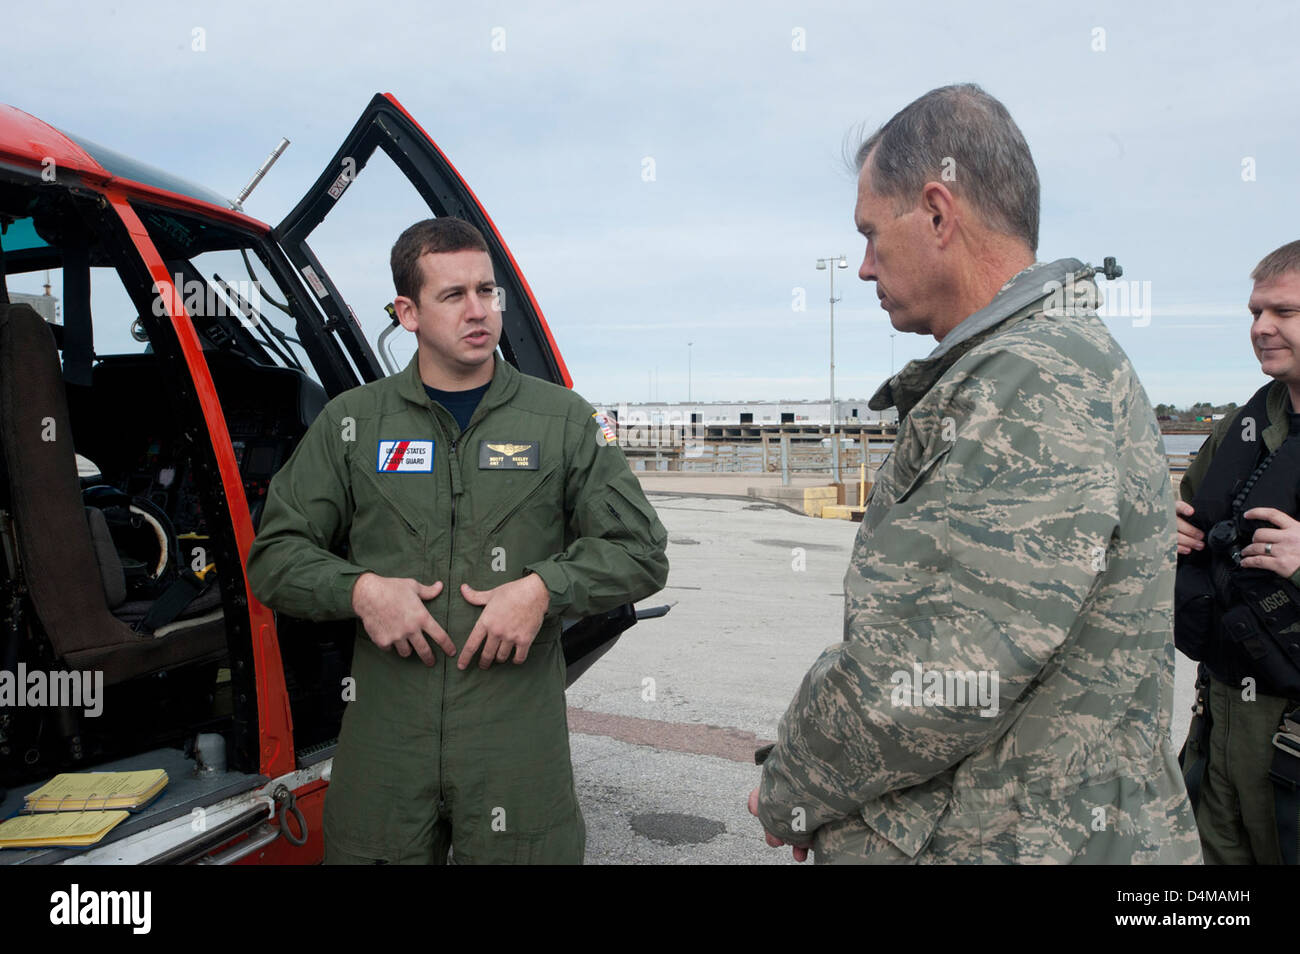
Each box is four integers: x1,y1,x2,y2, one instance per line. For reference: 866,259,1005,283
275,156,428,377
171,245,315,377
131,206,321,385
274,95,567,387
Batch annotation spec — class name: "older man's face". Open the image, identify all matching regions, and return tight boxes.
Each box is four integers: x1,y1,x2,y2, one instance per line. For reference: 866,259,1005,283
854,154,941,337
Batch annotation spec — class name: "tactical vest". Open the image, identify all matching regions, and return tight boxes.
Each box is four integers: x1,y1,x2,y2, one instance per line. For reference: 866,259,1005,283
1175,383,1300,697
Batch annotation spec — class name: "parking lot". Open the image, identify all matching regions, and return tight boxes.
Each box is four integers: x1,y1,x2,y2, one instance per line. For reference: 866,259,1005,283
568,492,1197,864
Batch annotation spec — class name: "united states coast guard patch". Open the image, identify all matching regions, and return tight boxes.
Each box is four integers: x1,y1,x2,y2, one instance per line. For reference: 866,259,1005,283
592,411,617,446
377,440,434,472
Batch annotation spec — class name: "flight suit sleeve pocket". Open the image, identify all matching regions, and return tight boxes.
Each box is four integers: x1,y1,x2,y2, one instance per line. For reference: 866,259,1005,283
597,480,666,545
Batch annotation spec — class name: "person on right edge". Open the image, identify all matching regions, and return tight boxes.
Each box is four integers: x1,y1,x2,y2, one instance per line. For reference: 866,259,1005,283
1176,240,1300,865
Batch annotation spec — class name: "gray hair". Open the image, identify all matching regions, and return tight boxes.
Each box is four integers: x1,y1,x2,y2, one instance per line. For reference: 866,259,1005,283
1251,240,1300,283
854,84,1040,252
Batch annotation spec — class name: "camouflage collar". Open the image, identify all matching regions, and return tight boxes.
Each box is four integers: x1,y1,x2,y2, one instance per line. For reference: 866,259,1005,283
869,257,1088,418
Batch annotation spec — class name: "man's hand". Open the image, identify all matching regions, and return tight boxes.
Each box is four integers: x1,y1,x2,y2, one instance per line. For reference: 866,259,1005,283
1176,500,1205,556
457,575,550,670
351,573,455,666
1239,507,1300,579
747,786,810,862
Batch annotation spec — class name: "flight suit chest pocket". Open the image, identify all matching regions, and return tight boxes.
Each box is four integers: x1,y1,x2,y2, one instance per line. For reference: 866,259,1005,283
474,439,565,570
349,456,433,577
482,463,562,535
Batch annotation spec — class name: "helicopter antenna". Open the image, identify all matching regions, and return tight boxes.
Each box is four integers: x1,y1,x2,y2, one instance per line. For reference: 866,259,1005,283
232,138,290,211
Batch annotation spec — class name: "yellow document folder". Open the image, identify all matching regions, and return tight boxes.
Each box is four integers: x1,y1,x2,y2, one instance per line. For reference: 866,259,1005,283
22,769,168,812
0,810,130,848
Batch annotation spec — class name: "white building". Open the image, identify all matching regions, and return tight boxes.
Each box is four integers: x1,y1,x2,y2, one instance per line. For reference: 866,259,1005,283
596,399,898,427
9,290,59,324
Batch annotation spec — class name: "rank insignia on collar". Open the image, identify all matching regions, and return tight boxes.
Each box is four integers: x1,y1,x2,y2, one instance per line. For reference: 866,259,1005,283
479,440,539,469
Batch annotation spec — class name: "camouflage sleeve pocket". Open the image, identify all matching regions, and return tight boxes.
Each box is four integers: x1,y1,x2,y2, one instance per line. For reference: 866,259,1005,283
845,448,954,626
894,449,951,506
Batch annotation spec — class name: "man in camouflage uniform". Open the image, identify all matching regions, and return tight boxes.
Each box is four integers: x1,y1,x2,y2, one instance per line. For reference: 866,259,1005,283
749,84,1201,863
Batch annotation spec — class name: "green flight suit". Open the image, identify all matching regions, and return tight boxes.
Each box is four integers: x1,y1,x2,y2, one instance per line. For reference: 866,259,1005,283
1178,380,1299,864
246,353,669,864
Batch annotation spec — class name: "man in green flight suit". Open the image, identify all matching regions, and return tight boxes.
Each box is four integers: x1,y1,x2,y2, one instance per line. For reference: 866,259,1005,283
1175,239,1300,864
246,216,668,864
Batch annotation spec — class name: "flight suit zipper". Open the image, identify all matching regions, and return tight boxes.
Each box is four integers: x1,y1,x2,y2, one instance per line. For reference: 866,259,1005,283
428,396,489,837
440,436,459,823
426,406,464,822
445,436,464,633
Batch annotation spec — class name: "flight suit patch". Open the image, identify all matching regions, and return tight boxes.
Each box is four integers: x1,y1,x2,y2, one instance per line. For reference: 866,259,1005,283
377,439,434,472
592,411,617,445
479,441,539,469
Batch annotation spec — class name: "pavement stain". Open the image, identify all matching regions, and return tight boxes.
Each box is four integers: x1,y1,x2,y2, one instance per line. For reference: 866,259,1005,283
752,538,842,552
630,812,726,846
568,707,774,764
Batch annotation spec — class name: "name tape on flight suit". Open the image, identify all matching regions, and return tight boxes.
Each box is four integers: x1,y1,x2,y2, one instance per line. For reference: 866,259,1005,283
478,441,539,469
377,440,435,472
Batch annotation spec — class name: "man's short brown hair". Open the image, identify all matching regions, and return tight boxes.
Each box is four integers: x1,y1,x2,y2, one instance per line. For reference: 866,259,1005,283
1251,240,1300,284
391,217,490,302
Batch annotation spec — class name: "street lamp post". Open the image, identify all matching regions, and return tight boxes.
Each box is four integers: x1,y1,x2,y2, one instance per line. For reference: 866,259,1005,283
688,341,693,404
816,255,848,483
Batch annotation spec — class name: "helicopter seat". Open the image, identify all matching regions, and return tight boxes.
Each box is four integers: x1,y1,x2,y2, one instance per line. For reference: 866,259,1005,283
0,304,227,686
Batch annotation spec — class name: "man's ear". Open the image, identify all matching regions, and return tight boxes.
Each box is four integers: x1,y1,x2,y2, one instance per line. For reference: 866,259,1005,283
920,181,959,248
392,294,420,332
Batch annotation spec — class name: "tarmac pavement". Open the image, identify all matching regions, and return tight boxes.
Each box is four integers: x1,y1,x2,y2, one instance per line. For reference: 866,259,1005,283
566,492,1197,864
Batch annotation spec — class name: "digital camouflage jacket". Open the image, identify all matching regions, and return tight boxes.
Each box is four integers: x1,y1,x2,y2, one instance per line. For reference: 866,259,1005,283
758,260,1202,864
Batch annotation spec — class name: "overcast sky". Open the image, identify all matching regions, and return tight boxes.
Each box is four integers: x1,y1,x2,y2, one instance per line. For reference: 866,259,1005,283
4,0,1297,407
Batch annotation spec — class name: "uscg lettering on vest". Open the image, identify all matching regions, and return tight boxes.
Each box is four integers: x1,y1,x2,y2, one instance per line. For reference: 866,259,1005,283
479,441,539,469
1260,588,1289,614
377,440,434,473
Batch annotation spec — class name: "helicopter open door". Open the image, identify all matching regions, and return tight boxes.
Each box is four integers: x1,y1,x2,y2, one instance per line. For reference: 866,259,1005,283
274,93,572,387
272,94,659,687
